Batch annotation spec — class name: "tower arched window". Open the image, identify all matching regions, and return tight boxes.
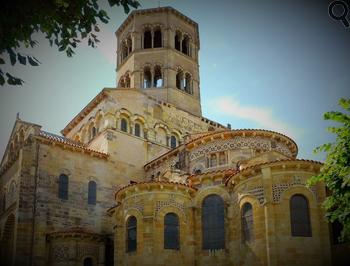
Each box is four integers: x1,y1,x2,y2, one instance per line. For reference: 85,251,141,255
88,181,97,205
170,135,177,149
182,35,190,55
154,65,163,87
202,194,225,250
58,174,68,200
143,29,152,49
126,216,137,252
219,152,226,165
125,73,130,88
121,118,128,132
127,35,132,54
175,32,181,51
164,213,180,250
153,28,162,48
134,123,141,137
122,43,128,61
119,76,125,88
91,126,97,138
241,202,254,242
176,70,183,90
143,67,152,88
290,194,311,237
184,73,192,94
210,154,217,167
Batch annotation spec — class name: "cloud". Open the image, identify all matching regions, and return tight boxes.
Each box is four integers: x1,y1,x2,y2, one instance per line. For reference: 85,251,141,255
209,96,302,139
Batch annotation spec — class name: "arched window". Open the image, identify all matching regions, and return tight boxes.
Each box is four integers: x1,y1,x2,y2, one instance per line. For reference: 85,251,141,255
127,36,132,54
143,29,152,49
83,257,93,266
134,123,141,137
58,174,68,200
126,216,137,252
164,213,180,250
143,67,152,88
202,195,225,250
121,118,128,132
119,77,125,88
176,70,183,90
91,127,97,138
122,43,128,61
184,73,192,94
290,194,311,237
219,152,226,165
175,33,181,51
88,181,97,205
210,154,217,167
153,28,162,48
182,35,189,55
125,73,130,88
241,202,254,242
170,135,177,149
153,65,163,87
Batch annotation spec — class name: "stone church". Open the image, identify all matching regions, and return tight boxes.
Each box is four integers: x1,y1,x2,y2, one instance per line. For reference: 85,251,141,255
0,6,342,266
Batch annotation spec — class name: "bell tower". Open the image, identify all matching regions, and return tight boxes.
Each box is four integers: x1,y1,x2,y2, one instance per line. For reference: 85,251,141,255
115,7,202,116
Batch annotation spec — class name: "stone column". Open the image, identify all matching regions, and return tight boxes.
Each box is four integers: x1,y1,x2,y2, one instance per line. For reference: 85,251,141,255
261,167,277,266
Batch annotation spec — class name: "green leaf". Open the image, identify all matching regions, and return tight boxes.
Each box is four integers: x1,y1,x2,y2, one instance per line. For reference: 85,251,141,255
6,73,24,85
18,53,27,65
28,56,39,66
0,71,4,86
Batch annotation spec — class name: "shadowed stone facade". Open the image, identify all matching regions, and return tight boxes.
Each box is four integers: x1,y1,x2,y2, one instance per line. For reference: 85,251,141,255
0,6,345,266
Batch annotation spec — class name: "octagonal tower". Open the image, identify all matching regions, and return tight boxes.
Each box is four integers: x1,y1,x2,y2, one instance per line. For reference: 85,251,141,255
115,7,202,116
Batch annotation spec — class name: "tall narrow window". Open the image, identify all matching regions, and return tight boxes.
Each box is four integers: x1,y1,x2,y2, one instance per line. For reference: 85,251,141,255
175,33,181,51
290,194,311,237
210,154,217,167
126,216,137,252
182,35,189,55
88,181,97,205
176,70,183,90
121,118,128,132
164,213,180,250
170,135,177,149
202,195,225,250
154,28,162,48
154,65,163,87
58,174,68,200
143,30,152,49
91,127,97,138
125,74,130,88
184,73,192,94
241,202,254,242
219,152,226,165
143,67,152,88
134,123,141,137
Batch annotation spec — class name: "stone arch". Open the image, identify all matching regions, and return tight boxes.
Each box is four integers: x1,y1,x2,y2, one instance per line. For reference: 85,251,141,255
194,186,230,208
279,186,318,238
1,213,16,265
82,256,96,266
155,204,187,224
155,205,188,251
280,185,316,204
122,208,144,253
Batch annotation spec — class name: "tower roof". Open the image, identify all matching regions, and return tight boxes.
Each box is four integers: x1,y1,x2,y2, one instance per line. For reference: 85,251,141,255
116,6,200,48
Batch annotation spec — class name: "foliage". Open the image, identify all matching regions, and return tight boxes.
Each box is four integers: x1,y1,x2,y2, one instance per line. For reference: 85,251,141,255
308,98,350,242
0,0,140,86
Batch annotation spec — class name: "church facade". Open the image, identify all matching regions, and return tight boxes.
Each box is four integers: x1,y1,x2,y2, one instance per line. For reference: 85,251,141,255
0,6,336,266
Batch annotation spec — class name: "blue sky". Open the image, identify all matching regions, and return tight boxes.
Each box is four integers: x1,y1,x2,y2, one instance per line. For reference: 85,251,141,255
1,0,349,160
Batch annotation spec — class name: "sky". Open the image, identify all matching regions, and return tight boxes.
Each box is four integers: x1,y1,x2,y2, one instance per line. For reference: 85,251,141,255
1,0,349,161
